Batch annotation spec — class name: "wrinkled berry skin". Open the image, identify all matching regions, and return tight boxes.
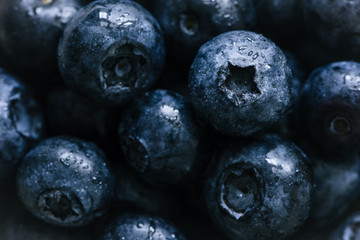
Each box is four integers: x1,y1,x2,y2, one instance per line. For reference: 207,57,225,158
16,136,115,227
189,31,294,137
119,89,209,187
303,0,360,59
204,134,312,240
101,214,186,240
58,0,165,106
299,61,360,151
0,68,44,184
153,0,256,63
0,0,90,75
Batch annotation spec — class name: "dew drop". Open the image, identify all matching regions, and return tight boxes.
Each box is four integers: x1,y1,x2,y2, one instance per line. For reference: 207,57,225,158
238,46,247,52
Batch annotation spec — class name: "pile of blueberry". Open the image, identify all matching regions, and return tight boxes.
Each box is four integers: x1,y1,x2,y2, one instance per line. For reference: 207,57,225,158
1,0,360,239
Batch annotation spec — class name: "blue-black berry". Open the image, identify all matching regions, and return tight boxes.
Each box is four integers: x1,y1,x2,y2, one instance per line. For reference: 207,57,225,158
299,61,360,151
119,89,209,187
16,136,115,227
189,30,294,137
204,134,312,240
58,0,165,106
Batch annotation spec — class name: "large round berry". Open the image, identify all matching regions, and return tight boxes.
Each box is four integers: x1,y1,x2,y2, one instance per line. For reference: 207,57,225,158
16,136,115,227
299,61,360,151
204,134,312,240
58,0,165,106
189,30,294,137
118,89,209,186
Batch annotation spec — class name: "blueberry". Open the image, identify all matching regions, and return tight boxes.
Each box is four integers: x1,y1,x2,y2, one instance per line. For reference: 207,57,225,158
16,136,115,227
204,134,312,240
0,0,90,76
101,213,186,240
303,0,360,59
153,0,256,64
299,61,360,151
118,89,210,187
0,68,44,184
58,0,165,106
189,30,294,137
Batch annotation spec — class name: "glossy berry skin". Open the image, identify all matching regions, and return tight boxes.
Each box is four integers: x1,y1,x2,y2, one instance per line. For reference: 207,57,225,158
16,136,115,227
204,134,312,240
303,0,360,59
299,61,360,151
153,0,256,63
58,0,165,106
189,31,294,137
101,214,186,240
119,89,208,187
0,68,44,184
0,0,90,75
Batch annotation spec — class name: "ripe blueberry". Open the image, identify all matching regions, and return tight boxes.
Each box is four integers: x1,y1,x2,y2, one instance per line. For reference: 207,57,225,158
204,134,312,240
299,61,360,151
119,89,209,187
16,136,115,227
58,0,165,106
189,30,294,137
